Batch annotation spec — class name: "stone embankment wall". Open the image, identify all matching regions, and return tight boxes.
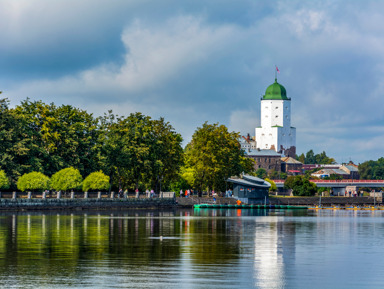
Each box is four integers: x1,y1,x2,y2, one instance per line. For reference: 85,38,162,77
0,198,176,211
269,196,382,206
176,197,238,207
176,196,382,207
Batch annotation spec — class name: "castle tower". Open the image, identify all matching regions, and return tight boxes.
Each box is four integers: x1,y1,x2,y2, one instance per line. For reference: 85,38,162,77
255,78,296,157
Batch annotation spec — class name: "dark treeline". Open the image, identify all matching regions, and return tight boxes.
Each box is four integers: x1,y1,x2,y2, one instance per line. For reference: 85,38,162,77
359,158,384,180
296,149,336,164
0,99,254,192
0,98,183,192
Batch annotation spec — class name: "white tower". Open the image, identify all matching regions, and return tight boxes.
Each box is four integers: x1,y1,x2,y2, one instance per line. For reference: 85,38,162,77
255,78,296,157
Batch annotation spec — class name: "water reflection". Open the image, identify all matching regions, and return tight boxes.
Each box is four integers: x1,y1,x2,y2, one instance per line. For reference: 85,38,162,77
0,209,384,288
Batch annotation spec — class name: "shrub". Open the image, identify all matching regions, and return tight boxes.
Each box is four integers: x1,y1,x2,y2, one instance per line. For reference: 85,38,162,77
0,170,10,190
17,172,50,192
82,171,110,192
284,175,317,196
51,167,83,192
265,178,277,192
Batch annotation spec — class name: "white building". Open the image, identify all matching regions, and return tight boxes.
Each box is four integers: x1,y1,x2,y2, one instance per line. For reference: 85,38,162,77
255,78,296,157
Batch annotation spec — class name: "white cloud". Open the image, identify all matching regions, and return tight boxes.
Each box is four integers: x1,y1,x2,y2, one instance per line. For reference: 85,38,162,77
2,1,384,162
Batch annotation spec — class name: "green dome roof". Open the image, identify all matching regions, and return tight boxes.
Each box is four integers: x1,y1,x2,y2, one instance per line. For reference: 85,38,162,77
263,78,289,100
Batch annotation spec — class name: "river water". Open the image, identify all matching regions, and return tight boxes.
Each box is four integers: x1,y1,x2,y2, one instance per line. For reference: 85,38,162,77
0,208,383,289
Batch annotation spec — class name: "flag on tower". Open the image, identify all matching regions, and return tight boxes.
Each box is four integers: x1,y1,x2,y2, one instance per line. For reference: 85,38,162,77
276,66,280,73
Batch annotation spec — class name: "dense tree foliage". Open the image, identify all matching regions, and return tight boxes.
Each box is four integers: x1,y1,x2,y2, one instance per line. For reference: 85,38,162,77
0,170,10,190
17,172,50,192
0,98,184,191
184,122,254,192
50,167,83,192
359,158,384,180
297,150,335,164
83,171,110,192
255,168,267,179
284,175,317,196
0,99,31,185
12,99,101,176
101,112,183,192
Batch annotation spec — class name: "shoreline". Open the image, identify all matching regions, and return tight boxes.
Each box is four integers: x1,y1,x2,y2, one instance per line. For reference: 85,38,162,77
0,196,381,212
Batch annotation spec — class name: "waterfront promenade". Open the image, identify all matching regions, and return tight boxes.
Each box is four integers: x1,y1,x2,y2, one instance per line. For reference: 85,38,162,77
0,192,380,211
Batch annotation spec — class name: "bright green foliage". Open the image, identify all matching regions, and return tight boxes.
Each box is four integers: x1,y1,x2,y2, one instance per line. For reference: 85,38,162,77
185,122,254,192
359,158,384,180
0,170,10,190
265,178,276,192
284,175,317,196
169,167,195,192
51,167,83,192
83,171,110,192
17,172,50,192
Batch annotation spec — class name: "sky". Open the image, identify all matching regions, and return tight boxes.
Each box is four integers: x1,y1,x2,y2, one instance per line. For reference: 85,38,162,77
1,0,384,164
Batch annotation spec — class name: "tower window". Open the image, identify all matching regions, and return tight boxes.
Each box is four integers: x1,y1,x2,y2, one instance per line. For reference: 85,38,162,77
275,115,278,118
275,106,278,109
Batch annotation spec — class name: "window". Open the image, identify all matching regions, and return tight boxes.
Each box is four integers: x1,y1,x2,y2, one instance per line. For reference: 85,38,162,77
275,106,278,109
275,115,278,118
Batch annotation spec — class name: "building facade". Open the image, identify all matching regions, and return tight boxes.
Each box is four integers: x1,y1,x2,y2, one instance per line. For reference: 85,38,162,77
255,78,296,157
227,175,270,204
245,149,282,173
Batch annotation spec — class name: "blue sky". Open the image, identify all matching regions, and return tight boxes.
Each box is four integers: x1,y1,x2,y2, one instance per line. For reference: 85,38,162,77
1,0,383,163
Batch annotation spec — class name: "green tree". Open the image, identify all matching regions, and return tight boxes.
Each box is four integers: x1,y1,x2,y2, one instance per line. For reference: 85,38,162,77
300,149,335,164
51,167,83,192
0,98,31,187
265,178,277,192
0,170,10,190
12,99,101,177
101,112,183,192
359,158,384,180
83,171,110,192
146,117,184,192
255,168,267,179
284,175,317,196
268,168,279,179
298,153,305,164
305,150,316,164
184,122,254,192
17,172,50,192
